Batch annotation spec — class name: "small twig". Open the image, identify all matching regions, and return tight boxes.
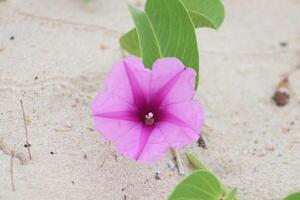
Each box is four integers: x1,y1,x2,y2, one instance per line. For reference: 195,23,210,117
1,141,29,192
0,140,28,164
20,100,32,160
10,151,15,192
171,148,185,175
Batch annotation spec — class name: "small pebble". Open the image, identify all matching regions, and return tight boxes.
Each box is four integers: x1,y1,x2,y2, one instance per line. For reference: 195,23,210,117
257,152,266,157
273,90,289,106
197,136,207,149
232,118,240,125
167,160,176,171
155,172,161,180
272,78,290,107
279,42,288,47
265,146,275,152
66,122,72,128
205,111,211,118
100,44,108,50
143,179,149,184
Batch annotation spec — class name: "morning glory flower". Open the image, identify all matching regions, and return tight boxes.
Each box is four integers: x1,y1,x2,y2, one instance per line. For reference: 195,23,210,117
91,57,204,163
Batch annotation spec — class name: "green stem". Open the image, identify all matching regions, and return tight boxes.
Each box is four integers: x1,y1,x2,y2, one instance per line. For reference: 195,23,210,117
186,152,208,170
186,152,240,200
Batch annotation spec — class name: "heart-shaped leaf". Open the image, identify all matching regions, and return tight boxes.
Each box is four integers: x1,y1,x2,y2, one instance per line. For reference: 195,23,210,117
168,170,223,200
283,192,300,200
120,0,224,57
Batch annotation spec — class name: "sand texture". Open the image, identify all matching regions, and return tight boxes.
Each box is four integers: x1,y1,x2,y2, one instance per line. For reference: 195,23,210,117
0,0,300,199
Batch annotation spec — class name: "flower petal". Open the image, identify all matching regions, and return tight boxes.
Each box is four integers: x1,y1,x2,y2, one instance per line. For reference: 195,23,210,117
137,127,170,163
150,57,196,108
156,122,197,148
91,92,139,142
158,100,204,147
115,123,145,161
105,56,151,108
116,125,169,163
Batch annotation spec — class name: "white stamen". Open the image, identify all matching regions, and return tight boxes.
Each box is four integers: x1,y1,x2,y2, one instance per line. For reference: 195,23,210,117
145,112,154,119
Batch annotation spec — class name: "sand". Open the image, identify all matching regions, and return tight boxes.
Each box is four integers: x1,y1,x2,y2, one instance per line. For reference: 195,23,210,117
0,0,300,199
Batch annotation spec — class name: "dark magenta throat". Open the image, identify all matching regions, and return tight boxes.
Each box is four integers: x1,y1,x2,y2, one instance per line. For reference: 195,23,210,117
138,103,162,126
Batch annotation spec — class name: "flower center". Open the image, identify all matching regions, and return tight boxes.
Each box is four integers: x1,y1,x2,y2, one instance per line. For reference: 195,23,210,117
144,112,155,125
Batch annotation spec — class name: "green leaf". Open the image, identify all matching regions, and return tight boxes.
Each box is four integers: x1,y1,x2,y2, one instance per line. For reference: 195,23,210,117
128,5,162,68
120,0,224,59
283,192,300,200
144,0,199,75
186,152,240,200
120,29,141,57
224,188,237,200
168,170,223,200
125,0,199,83
186,152,209,170
181,0,225,29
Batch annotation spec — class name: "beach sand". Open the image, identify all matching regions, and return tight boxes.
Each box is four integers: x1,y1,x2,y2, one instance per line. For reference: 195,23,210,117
0,0,300,199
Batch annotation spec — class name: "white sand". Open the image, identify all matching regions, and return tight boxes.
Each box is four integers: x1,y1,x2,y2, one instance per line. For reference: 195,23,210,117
0,0,300,199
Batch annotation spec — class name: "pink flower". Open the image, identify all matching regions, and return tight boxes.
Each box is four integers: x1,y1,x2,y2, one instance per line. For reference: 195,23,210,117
91,57,204,163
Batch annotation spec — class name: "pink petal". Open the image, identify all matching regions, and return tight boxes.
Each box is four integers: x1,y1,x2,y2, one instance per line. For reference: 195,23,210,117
105,56,151,108
150,58,196,108
156,122,197,148
158,100,204,148
116,125,167,163
115,123,145,161
116,125,170,163
91,92,139,142
137,127,170,163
